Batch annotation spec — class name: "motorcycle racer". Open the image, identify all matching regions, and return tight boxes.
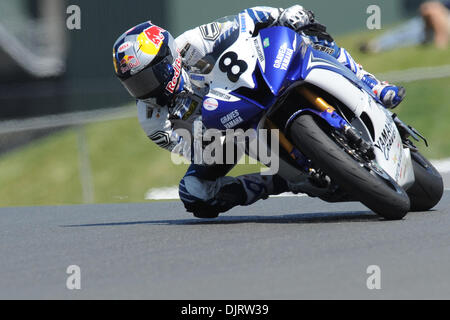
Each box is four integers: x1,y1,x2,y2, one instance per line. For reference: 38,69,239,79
112,5,406,218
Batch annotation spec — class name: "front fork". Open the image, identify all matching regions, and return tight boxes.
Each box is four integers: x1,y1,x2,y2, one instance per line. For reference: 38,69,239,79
265,87,339,172
266,86,374,172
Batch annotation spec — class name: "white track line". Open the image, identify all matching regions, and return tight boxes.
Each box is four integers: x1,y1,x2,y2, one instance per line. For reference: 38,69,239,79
431,159,450,173
144,186,180,200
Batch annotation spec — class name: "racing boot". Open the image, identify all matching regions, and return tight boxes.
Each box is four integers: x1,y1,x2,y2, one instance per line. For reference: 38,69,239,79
336,47,406,109
181,173,289,219
235,173,289,205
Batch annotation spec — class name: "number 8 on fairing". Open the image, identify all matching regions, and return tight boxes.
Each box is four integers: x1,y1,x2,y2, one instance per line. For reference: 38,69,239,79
219,51,248,83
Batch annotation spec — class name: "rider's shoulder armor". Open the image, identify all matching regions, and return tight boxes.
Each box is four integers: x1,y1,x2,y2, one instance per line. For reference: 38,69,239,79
175,7,278,79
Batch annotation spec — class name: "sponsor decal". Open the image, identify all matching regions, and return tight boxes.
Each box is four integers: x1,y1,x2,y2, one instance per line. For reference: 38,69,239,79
144,25,165,46
263,37,270,48
273,43,294,71
394,143,404,182
239,13,247,33
200,22,220,41
190,74,205,82
118,41,133,53
253,37,265,72
137,25,165,55
313,44,335,55
120,55,140,73
165,52,182,94
209,89,232,101
375,121,396,160
203,98,219,111
220,110,244,129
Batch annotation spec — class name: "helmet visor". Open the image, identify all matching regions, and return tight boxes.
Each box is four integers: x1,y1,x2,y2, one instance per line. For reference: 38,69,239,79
120,55,175,99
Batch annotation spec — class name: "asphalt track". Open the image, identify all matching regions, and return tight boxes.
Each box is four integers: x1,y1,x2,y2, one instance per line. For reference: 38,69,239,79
1,183,449,299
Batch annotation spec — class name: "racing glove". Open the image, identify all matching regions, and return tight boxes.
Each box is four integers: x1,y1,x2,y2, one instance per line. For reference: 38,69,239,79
277,5,315,31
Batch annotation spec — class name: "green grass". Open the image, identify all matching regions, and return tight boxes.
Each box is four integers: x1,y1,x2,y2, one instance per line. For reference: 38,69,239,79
0,130,83,206
0,116,263,206
85,117,262,203
85,117,189,203
395,78,450,159
0,30,449,207
336,28,450,72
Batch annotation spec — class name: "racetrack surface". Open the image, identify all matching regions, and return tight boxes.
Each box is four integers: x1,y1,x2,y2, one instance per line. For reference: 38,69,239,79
1,190,449,299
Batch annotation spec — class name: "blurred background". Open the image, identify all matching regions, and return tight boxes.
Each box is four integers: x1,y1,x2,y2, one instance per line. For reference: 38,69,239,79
0,0,448,206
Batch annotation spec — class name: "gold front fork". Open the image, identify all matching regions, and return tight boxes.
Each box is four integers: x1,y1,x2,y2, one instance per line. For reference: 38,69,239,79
265,118,296,159
265,86,336,159
296,87,336,113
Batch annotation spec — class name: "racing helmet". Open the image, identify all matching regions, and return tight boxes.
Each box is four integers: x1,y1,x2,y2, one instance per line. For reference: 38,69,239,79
112,22,183,102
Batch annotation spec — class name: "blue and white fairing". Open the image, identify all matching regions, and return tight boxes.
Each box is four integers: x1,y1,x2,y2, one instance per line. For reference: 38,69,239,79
200,25,306,131
200,25,380,131
199,23,414,188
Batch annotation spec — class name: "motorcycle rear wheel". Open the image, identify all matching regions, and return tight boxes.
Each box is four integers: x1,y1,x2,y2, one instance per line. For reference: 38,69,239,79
406,150,443,211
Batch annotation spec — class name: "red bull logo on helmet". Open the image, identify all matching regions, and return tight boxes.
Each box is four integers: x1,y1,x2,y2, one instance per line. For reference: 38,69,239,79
144,26,165,47
165,51,182,94
137,25,165,56
120,55,140,73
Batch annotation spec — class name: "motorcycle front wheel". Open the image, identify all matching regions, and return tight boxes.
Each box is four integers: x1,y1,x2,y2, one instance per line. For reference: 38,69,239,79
289,114,410,220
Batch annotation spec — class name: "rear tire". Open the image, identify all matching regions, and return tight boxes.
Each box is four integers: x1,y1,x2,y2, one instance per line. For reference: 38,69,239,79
406,151,443,211
289,114,410,220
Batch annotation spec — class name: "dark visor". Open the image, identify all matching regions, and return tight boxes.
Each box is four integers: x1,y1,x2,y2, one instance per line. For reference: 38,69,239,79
120,55,174,99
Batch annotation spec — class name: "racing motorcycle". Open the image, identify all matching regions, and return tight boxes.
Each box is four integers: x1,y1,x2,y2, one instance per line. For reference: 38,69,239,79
191,22,443,220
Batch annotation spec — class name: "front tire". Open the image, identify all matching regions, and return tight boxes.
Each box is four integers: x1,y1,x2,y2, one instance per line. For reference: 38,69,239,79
289,114,410,220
